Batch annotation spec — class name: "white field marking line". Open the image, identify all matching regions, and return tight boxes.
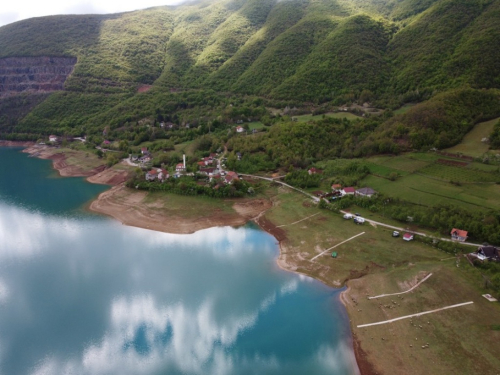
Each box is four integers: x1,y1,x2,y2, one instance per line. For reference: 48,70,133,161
368,273,433,299
276,212,320,228
357,301,474,328
311,232,365,261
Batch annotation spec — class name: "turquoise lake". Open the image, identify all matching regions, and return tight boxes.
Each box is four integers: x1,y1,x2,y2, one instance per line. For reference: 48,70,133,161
0,147,358,375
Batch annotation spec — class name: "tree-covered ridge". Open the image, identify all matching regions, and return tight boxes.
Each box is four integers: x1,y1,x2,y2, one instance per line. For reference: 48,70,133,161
0,0,498,103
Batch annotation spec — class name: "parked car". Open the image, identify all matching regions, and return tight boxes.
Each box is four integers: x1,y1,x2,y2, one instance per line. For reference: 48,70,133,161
392,231,400,237
354,217,365,224
343,213,353,219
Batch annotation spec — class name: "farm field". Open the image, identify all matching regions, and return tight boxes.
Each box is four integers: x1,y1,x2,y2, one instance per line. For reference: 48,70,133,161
361,174,500,210
446,117,500,157
418,163,500,183
367,154,433,172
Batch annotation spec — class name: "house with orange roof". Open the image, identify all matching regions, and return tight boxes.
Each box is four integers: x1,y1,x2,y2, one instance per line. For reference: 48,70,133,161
450,228,468,242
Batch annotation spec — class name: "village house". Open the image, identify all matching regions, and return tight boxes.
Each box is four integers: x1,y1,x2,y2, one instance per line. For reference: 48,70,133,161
308,167,323,175
331,184,342,191
141,147,148,155
199,167,216,176
341,187,355,196
103,140,111,146
236,126,245,133
472,246,500,262
236,152,242,160
145,169,158,181
176,163,186,173
451,228,468,242
200,157,214,166
49,135,58,143
158,168,169,182
224,171,239,184
356,187,377,198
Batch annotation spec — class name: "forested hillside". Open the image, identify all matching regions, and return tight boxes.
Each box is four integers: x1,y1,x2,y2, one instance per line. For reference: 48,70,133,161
0,0,499,146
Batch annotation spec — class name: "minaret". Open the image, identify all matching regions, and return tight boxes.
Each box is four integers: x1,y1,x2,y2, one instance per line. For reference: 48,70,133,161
183,154,186,169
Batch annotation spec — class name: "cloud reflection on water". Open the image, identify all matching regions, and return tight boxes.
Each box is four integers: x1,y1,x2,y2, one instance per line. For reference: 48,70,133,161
0,203,358,375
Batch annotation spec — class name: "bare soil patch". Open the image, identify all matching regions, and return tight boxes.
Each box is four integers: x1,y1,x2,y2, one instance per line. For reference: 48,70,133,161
89,185,273,234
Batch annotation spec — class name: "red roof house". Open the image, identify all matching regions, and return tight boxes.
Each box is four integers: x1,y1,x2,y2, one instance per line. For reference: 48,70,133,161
451,228,468,242
308,167,323,175
224,171,239,184
341,187,355,196
176,163,186,172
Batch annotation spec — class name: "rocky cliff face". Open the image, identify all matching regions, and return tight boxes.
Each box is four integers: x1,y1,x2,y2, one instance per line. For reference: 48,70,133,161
0,57,76,97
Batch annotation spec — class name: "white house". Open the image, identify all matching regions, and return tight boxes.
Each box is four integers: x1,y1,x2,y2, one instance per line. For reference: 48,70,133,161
176,163,186,173
236,126,245,133
341,187,355,196
49,135,58,142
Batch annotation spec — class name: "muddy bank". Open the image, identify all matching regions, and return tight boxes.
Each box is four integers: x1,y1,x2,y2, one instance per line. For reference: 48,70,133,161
89,183,273,234
0,140,35,147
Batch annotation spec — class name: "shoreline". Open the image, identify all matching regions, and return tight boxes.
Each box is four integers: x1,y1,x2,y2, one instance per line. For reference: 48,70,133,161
13,144,369,374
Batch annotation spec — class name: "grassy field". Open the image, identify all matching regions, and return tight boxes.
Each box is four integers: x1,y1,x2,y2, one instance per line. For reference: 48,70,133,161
446,117,500,157
393,103,416,115
367,154,432,173
362,174,500,210
261,186,500,375
294,112,360,122
248,121,265,130
362,152,500,210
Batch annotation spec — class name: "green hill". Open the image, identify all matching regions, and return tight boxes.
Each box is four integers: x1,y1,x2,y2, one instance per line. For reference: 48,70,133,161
0,0,500,141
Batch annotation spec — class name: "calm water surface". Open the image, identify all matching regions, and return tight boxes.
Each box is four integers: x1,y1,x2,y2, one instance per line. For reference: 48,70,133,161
0,147,358,375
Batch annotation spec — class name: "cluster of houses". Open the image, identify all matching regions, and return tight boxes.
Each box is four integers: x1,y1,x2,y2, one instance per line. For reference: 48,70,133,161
144,153,240,186
131,147,153,164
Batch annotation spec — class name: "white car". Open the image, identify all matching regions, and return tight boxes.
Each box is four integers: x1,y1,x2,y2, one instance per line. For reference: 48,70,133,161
354,217,365,224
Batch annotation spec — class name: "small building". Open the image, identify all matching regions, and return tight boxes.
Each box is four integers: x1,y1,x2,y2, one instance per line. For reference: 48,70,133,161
146,169,158,181
341,187,355,196
141,147,148,155
451,228,468,242
49,135,58,142
403,233,414,241
103,140,111,146
224,171,239,184
176,163,186,173
473,246,500,262
199,167,216,176
356,187,377,198
158,169,169,182
308,167,323,175
236,126,245,133
331,184,342,191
